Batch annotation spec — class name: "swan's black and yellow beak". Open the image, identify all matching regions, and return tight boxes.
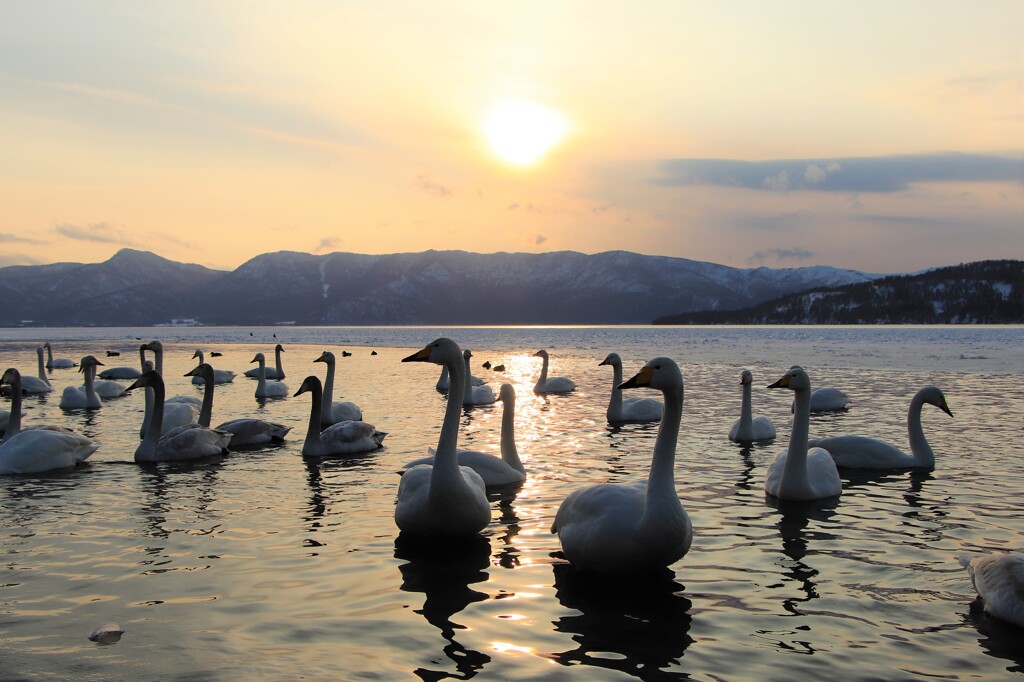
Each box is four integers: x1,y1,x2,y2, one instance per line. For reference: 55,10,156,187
619,366,654,390
402,345,434,363
598,358,611,366
939,400,953,417
767,375,790,389
250,355,260,364
314,351,329,363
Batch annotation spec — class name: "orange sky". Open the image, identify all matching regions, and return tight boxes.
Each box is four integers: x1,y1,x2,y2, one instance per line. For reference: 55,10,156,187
1,2,1021,273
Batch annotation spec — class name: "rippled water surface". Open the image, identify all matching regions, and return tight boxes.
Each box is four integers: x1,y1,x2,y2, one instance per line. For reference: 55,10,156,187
1,326,1022,680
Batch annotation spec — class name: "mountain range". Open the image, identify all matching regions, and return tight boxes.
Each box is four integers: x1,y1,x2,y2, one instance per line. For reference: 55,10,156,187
0,248,880,326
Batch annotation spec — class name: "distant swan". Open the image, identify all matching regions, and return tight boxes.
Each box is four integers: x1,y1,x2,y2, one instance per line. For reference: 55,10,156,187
533,349,576,394
314,351,362,425
600,352,662,423
552,357,692,574
190,350,236,384
809,386,952,469
137,345,198,437
396,338,491,537
186,363,290,448
59,356,104,409
765,366,842,501
43,342,76,369
729,369,776,442
244,344,286,380
958,552,1024,627
141,341,202,408
8,347,54,395
462,350,495,406
809,387,851,412
435,365,484,391
127,370,231,462
293,375,384,457
404,383,525,487
251,353,289,398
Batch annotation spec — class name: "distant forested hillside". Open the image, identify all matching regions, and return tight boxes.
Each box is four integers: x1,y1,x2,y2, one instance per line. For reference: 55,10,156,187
653,260,1023,324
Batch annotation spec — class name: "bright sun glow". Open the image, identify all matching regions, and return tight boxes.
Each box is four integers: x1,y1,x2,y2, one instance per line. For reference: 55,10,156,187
484,100,567,166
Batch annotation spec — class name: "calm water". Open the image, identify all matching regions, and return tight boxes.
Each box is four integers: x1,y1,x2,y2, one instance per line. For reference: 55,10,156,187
1,326,1022,680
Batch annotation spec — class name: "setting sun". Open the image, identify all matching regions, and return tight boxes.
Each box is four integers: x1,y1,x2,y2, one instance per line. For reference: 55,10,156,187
484,100,567,166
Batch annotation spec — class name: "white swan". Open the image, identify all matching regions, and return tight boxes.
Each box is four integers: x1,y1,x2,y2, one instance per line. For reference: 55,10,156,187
462,350,495,406
140,341,202,408
127,370,231,462
9,347,54,395
0,368,74,444
43,342,76,369
404,383,526,487
313,351,363,425
244,344,286,380
600,352,662,423
958,552,1024,627
533,349,576,394
0,427,98,475
137,345,198,438
251,353,289,398
765,366,842,501
552,357,692,574
435,365,484,391
185,363,291,448
293,375,385,457
190,350,236,384
396,338,491,537
729,369,776,442
809,386,952,470
59,356,104,409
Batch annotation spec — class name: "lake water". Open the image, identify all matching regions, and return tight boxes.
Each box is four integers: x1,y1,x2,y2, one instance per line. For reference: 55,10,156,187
1,326,1022,680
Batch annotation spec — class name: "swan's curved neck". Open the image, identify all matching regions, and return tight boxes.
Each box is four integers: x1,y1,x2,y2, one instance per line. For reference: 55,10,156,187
500,395,524,473
739,382,753,429
304,381,324,450
2,376,23,442
256,359,268,391
137,380,165,461
535,354,549,391
645,383,682,508
37,350,50,385
321,358,336,420
197,376,214,428
139,347,147,371
45,345,54,366
606,362,624,421
436,365,449,390
907,392,934,467
274,347,284,376
434,354,466,485
462,355,474,405
782,387,812,494
84,364,98,404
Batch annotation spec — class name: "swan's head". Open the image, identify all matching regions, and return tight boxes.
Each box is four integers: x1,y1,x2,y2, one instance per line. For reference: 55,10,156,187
293,375,322,397
275,344,285,353
768,366,811,393
192,350,203,360
143,360,154,372
0,367,21,386
43,342,51,349
496,383,516,405
619,357,682,391
464,349,473,359
314,351,334,364
740,369,753,385
251,353,266,365
185,363,214,382
126,370,163,393
920,386,953,417
78,356,104,373
533,350,549,359
599,352,622,367
143,341,163,353
402,338,461,366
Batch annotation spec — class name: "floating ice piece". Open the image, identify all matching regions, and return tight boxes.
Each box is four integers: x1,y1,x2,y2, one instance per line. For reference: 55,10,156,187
88,622,124,644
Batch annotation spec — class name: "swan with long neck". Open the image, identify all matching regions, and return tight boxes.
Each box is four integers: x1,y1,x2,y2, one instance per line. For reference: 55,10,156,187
552,357,692,573
435,365,484,392
600,352,662,423
185,363,290,448
43,342,75,369
293,375,384,457
244,344,286,379
251,353,289,398
0,368,74,444
137,343,199,438
808,386,952,469
765,367,842,501
6,347,54,395
462,350,495,406
729,369,776,442
533,349,576,394
313,351,362,425
403,383,525,487
958,552,1024,627
190,350,236,384
395,338,491,537
59,356,104,409
127,370,231,462
141,341,201,407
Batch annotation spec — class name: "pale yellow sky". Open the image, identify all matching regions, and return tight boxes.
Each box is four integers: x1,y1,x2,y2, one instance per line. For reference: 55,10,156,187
1,1,1021,273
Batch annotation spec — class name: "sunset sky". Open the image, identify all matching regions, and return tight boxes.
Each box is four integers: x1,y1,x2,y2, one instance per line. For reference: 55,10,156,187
1,1,1021,274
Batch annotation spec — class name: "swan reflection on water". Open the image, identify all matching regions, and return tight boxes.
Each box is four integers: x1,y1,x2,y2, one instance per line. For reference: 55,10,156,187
394,534,493,680
548,563,694,678
964,598,1024,674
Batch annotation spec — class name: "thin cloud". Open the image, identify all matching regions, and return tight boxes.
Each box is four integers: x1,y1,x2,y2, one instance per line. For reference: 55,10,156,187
314,237,344,253
656,152,1024,193
53,222,137,246
535,234,547,246
0,253,45,267
0,232,46,245
748,248,814,265
416,175,452,198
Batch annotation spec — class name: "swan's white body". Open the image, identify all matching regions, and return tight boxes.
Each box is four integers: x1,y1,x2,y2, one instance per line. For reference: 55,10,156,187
93,378,127,399
12,347,54,395
809,387,851,411
98,366,142,380
959,552,1024,627
600,353,662,423
251,353,289,398
59,356,104,409
396,338,490,537
435,365,484,391
404,383,525,487
809,386,952,470
294,375,384,457
43,342,75,369
314,351,363,425
244,344,286,379
0,368,75,445
552,358,692,574
462,350,495,406
186,364,290,448
533,349,576,394
128,371,231,462
0,428,98,475
766,367,842,501
190,351,236,384
729,369,776,442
